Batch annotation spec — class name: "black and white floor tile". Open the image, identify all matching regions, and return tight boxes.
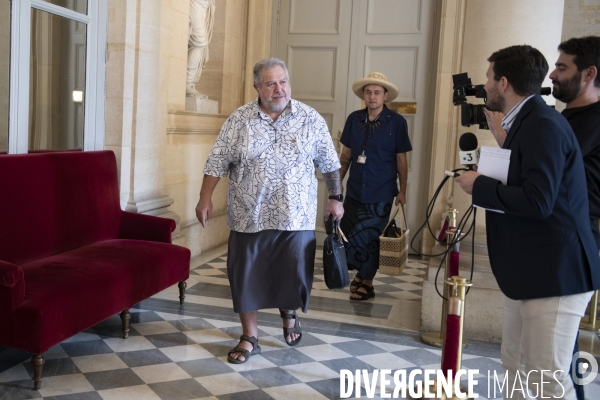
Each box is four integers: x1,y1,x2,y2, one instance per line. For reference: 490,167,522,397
1,245,599,399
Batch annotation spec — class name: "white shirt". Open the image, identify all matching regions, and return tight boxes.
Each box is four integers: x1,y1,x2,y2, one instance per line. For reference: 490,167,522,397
501,95,535,132
204,99,341,233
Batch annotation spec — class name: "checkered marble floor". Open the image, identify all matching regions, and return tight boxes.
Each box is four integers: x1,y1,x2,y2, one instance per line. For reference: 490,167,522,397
186,248,426,333
1,246,599,399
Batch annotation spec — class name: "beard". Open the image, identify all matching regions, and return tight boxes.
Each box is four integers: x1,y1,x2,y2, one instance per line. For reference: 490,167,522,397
485,86,505,113
261,94,290,113
552,71,582,103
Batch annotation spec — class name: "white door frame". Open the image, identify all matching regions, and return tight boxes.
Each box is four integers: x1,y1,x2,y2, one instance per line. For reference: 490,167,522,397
8,0,107,153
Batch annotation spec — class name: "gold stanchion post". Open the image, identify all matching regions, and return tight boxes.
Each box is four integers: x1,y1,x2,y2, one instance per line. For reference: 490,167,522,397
447,276,471,370
581,221,600,331
422,209,469,347
580,290,600,332
413,276,474,400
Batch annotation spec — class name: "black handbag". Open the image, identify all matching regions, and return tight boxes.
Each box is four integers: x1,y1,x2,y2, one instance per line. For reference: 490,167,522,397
323,217,349,289
383,218,403,238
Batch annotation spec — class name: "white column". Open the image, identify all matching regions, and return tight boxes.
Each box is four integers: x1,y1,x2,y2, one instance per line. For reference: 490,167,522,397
105,0,182,238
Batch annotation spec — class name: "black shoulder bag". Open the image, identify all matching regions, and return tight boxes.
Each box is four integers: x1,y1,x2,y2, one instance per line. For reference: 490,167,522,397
323,217,349,289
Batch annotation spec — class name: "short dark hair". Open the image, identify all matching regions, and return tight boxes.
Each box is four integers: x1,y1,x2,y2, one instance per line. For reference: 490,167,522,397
487,45,549,96
558,36,600,88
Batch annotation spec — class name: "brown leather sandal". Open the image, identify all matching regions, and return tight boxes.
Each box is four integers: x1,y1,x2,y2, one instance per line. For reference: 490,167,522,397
279,309,302,346
350,283,375,301
227,335,261,364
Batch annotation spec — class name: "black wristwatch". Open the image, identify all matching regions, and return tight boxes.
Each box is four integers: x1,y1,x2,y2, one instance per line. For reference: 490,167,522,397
328,194,344,202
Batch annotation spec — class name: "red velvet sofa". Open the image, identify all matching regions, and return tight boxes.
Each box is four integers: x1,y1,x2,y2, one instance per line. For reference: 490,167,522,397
0,150,190,389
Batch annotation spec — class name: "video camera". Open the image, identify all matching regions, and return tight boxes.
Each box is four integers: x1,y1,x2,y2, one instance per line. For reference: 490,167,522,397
452,72,552,130
452,73,488,130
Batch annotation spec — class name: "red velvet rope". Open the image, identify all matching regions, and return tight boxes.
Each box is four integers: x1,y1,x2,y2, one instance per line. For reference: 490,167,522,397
437,219,450,242
449,250,460,277
441,314,461,378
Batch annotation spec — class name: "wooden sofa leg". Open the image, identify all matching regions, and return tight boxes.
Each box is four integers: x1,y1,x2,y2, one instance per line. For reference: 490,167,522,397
120,309,131,339
179,280,187,305
31,354,45,390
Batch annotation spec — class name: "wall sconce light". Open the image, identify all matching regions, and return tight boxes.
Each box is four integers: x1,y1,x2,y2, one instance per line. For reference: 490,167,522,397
72,90,83,103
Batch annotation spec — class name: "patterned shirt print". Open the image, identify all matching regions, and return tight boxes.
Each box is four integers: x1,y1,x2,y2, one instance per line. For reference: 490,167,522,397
204,99,341,233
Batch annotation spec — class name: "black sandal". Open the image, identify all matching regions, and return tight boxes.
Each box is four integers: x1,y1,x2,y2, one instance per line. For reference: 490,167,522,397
279,309,302,346
349,272,363,293
227,335,261,364
350,283,375,301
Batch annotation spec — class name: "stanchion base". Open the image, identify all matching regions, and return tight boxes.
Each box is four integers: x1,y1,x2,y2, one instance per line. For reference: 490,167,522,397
421,331,444,347
410,381,473,400
579,320,600,332
421,331,468,348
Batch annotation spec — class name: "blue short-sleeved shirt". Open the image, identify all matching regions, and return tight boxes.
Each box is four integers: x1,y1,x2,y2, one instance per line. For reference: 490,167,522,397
340,106,412,203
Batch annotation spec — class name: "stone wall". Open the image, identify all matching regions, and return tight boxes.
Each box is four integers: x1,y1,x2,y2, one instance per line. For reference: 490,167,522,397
562,0,600,41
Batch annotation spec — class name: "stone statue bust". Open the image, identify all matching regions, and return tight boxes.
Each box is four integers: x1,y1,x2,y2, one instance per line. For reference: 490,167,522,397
186,0,216,98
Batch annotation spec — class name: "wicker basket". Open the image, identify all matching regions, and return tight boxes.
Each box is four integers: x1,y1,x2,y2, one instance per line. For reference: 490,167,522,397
379,206,409,276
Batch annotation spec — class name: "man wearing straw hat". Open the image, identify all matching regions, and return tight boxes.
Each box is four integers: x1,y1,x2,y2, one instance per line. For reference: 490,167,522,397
339,72,412,301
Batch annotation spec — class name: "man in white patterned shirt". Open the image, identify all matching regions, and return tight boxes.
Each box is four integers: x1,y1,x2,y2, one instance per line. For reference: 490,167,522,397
196,58,344,364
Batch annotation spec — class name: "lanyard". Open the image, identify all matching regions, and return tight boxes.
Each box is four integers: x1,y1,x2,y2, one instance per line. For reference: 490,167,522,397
361,111,381,153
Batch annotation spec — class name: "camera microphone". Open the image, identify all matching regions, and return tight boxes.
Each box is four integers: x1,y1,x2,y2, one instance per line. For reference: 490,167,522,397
541,87,551,95
458,132,479,169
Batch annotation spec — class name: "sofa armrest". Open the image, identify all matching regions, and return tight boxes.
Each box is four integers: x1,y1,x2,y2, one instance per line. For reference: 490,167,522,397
0,260,25,312
118,211,175,244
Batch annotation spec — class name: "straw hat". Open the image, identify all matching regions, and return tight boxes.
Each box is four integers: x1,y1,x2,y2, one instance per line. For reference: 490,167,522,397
352,72,399,102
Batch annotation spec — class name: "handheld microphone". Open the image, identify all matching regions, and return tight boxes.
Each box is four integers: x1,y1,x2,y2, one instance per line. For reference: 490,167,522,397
458,132,479,169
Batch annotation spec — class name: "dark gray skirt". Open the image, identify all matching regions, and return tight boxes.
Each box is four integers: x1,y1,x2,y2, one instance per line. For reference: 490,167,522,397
227,230,316,314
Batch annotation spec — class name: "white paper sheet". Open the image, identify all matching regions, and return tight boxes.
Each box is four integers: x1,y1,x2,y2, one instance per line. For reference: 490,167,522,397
475,146,511,213
478,146,511,185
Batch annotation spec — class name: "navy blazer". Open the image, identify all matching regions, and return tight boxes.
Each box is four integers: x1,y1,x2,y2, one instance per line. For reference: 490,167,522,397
472,95,600,300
